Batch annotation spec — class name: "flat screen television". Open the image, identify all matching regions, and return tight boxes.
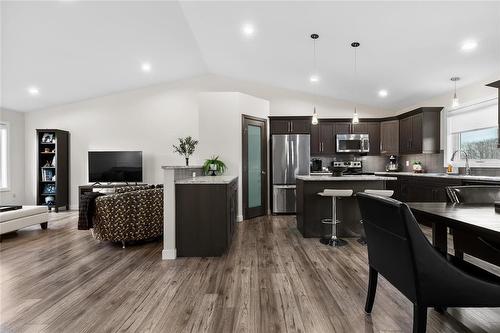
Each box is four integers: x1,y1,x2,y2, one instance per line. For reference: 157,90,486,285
88,151,143,183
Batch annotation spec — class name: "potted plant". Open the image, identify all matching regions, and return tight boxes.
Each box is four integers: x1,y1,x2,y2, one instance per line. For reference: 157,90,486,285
203,156,227,176
412,161,423,173
173,136,198,166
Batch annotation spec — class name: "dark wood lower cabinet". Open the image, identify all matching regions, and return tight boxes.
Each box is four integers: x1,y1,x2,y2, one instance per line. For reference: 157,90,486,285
176,179,238,257
394,176,462,202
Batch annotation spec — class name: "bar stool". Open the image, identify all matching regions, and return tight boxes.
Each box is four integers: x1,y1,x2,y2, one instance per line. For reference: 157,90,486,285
318,189,353,247
358,189,394,245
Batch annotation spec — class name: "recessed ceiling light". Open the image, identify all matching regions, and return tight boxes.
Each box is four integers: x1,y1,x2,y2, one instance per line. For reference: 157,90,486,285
28,86,40,96
141,62,152,72
242,23,255,37
461,40,478,51
378,89,388,98
309,75,320,83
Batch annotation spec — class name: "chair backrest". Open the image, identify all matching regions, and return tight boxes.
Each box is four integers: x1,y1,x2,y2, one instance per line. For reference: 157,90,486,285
357,192,418,302
446,185,500,204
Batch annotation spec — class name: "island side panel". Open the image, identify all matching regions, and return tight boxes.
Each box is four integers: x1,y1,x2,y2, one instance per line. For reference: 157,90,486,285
299,180,386,238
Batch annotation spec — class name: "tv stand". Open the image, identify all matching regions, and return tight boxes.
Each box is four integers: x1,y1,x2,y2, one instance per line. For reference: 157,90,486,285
79,183,146,209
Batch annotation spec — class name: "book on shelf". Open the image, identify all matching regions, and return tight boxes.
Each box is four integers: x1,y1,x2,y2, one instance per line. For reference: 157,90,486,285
41,168,55,181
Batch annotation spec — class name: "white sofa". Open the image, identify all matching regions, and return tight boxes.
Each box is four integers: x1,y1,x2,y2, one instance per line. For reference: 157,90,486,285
0,206,49,235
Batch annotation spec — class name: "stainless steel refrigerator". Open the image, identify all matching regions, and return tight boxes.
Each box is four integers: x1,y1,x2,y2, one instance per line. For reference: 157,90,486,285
272,134,310,213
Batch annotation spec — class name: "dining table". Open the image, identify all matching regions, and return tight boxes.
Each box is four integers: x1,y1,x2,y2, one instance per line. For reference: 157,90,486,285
407,202,500,267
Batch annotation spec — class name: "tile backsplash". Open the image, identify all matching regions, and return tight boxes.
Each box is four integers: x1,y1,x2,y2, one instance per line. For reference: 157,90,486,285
311,151,500,176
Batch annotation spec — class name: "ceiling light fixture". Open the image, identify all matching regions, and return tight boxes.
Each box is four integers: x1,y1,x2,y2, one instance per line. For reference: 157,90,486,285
461,40,477,52
351,42,360,124
242,23,255,37
451,77,460,107
310,33,319,125
141,62,152,72
378,89,388,98
309,75,320,83
28,86,40,96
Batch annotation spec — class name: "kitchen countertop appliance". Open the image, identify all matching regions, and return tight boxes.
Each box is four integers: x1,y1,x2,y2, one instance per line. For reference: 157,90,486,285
311,158,322,172
272,134,310,213
336,134,369,153
386,155,399,172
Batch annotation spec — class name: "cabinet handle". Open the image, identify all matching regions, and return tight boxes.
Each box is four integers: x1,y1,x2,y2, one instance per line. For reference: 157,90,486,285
291,122,294,132
288,122,291,132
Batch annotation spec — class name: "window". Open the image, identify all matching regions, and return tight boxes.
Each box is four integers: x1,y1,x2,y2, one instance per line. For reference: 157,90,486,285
0,122,8,190
446,98,499,167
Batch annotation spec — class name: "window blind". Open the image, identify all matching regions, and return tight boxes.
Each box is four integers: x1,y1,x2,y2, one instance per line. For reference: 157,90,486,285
447,98,498,134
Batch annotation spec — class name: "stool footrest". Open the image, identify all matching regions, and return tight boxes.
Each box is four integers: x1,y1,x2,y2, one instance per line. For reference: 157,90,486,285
321,218,341,225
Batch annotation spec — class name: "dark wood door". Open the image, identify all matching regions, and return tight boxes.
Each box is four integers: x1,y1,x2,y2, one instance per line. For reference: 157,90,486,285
289,119,311,134
310,124,320,155
399,116,412,154
410,113,423,153
334,122,352,135
270,119,290,134
352,122,367,134
242,115,267,219
319,123,335,154
380,120,399,155
366,122,380,155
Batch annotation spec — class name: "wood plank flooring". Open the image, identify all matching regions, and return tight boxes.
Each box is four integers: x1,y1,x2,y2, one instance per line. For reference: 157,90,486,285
1,211,499,333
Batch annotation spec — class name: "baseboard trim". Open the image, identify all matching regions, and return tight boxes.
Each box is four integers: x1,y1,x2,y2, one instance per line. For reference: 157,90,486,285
237,215,243,222
162,249,177,260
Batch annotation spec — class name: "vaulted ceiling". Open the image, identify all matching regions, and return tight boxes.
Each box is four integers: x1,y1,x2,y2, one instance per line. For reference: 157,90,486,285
2,1,500,112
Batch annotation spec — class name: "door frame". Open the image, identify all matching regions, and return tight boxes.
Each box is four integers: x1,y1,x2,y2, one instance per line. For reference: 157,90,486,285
242,114,268,220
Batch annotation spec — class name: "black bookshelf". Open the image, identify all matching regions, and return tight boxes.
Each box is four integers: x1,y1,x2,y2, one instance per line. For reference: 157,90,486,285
36,129,69,212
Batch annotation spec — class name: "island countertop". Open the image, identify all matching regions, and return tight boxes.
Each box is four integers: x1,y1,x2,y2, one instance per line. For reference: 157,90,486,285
296,175,397,181
175,176,237,184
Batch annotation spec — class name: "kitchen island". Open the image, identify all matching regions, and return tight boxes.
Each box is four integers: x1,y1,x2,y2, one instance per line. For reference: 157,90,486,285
296,175,396,238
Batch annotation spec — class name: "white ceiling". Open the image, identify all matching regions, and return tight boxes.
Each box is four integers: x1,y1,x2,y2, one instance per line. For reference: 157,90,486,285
2,1,500,112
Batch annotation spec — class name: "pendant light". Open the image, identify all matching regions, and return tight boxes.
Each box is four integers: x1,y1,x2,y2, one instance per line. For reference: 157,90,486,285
351,42,360,124
311,33,319,125
451,77,460,107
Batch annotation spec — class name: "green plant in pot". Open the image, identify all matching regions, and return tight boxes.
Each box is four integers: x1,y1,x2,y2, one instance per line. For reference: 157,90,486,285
173,136,198,166
203,156,227,176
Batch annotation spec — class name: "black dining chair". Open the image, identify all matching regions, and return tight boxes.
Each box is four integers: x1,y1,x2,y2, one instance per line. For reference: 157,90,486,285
446,185,500,204
357,192,500,333
446,185,500,263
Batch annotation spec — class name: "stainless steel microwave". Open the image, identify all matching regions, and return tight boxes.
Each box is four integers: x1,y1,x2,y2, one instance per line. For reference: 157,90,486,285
336,134,370,153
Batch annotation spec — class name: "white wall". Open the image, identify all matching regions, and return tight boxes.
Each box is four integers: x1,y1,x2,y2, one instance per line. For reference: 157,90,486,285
25,83,200,209
198,92,270,220
0,108,25,204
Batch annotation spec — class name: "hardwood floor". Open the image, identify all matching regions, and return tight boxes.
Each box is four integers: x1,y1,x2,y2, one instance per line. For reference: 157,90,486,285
1,211,499,333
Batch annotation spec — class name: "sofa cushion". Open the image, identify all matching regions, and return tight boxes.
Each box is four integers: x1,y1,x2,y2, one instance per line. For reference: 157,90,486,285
0,206,47,223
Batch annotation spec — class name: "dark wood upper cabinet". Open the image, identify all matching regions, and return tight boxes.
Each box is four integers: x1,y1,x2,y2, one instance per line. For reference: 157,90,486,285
270,119,290,134
399,107,441,154
380,119,399,156
289,119,311,134
270,117,311,134
486,80,500,148
312,122,335,155
352,122,367,134
366,122,381,155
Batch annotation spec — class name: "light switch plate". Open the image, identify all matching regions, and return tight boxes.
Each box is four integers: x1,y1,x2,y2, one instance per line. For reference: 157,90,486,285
406,160,410,167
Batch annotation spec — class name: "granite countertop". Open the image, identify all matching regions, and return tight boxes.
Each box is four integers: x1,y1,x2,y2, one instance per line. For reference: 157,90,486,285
175,176,237,184
162,165,203,170
374,172,500,182
297,175,397,181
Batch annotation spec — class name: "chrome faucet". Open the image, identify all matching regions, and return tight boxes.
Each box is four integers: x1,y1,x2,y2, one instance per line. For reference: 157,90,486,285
451,149,471,176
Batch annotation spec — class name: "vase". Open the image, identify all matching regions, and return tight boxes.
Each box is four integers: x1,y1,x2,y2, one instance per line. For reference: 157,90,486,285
185,158,189,166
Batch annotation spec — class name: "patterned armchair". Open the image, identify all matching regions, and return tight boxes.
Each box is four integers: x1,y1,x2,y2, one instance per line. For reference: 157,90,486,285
92,185,163,246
